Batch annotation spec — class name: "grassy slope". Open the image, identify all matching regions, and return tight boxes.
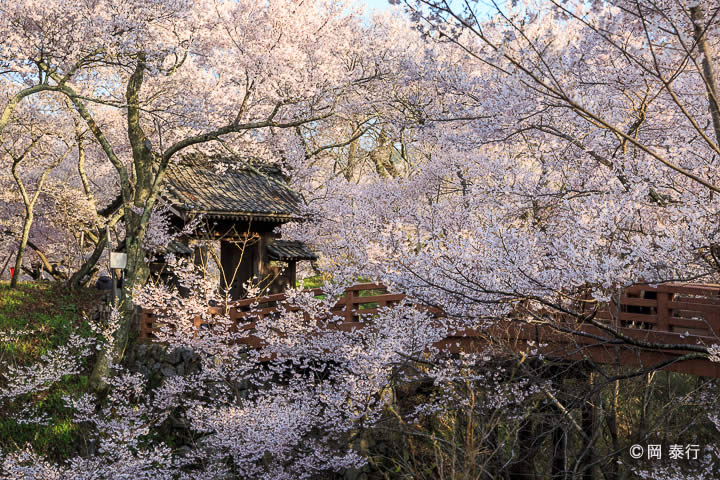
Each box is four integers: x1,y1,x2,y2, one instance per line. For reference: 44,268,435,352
0,282,100,460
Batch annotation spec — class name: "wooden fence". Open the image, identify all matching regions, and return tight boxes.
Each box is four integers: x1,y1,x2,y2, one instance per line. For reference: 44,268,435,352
139,282,720,377
138,283,403,338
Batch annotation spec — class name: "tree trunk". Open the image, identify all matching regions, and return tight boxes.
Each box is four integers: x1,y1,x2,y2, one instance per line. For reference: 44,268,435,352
88,229,149,391
0,253,12,280
345,128,359,182
690,5,720,146
11,210,33,288
69,229,108,289
89,52,154,391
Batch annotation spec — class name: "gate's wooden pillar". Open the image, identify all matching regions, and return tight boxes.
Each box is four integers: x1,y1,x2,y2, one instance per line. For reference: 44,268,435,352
509,418,537,480
288,260,297,289
193,243,209,270
580,395,597,480
550,419,567,480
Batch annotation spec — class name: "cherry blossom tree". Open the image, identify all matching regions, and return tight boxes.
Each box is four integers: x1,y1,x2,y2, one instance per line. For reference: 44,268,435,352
0,0,423,386
277,1,720,475
290,0,720,362
2,101,78,286
3,0,720,477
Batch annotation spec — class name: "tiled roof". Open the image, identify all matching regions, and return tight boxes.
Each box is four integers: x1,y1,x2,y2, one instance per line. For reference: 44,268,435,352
266,240,317,261
158,240,194,257
162,157,305,222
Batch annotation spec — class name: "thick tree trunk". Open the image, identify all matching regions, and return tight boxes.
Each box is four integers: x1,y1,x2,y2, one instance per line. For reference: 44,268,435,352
68,229,108,289
89,52,155,391
88,228,149,391
11,210,33,288
345,134,359,182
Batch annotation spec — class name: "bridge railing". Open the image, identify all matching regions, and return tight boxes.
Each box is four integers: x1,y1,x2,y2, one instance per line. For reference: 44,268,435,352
230,283,407,323
139,282,720,345
137,282,720,376
138,283,412,339
594,283,720,338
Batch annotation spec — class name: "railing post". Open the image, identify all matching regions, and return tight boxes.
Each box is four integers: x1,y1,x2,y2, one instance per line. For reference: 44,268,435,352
139,309,150,339
345,288,355,323
656,291,670,332
614,287,621,329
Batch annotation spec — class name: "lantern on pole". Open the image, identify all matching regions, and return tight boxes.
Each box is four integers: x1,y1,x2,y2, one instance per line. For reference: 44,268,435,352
107,227,127,305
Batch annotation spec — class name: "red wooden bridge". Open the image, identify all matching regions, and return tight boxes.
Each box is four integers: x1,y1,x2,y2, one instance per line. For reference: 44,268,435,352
139,282,720,377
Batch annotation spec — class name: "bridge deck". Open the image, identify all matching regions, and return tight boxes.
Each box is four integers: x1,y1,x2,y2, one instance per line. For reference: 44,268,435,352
139,283,720,377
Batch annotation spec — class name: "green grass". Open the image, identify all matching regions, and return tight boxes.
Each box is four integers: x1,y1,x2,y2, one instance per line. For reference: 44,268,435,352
0,374,90,459
0,282,100,460
0,283,96,363
297,276,387,309
298,275,383,293
297,274,327,289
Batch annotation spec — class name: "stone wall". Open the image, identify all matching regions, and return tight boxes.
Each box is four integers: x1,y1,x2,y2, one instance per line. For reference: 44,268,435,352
85,296,200,380
123,342,201,378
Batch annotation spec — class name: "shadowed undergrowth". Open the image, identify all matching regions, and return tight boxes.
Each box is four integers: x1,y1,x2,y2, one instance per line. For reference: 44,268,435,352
0,282,101,460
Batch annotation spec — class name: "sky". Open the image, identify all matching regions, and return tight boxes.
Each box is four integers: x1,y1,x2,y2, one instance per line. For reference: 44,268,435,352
366,0,402,9
362,0,390,9
361,0,406,14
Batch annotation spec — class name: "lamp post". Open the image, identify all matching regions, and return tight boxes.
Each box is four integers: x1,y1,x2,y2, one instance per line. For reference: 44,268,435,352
107,226,127,305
